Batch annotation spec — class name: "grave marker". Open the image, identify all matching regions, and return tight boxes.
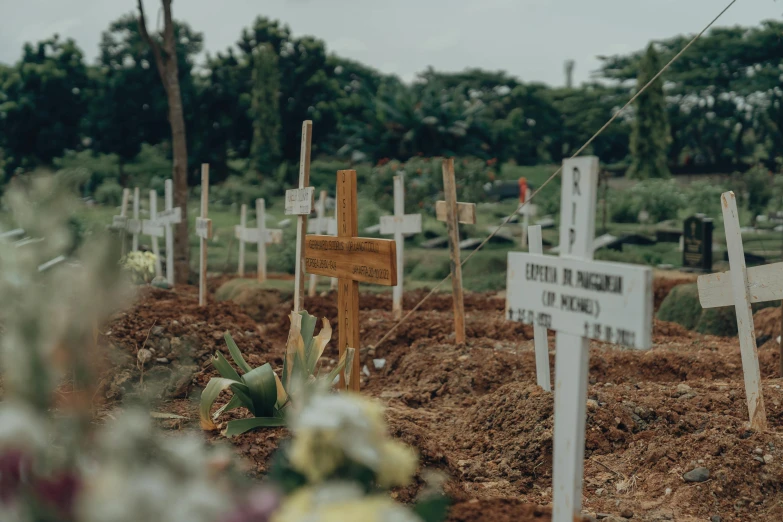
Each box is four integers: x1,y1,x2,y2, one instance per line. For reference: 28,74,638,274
307,190,337,296
526,225,551,392
506,156,653,522
519,185,536,248
195,164,213,307
683,214,713,271
304,170,397,391
697,191,768,431
142,190,165,278
235,199,282,282
437,158,476,344
286,121,313,314
111,188,131,256
379,174,422,320
156,179,182,286
128,187,142,252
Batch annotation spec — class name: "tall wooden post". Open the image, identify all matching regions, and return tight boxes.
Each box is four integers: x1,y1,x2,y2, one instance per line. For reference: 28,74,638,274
336,171,361,390
196,164,213,307
442,159,469,344
293,121,313,313
256,198,269,283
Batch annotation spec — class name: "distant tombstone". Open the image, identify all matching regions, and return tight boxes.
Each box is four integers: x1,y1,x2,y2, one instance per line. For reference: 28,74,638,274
637,209,650,224
682,214,713,271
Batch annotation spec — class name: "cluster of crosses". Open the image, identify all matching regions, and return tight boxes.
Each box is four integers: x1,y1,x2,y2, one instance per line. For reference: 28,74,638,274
110,121,775,522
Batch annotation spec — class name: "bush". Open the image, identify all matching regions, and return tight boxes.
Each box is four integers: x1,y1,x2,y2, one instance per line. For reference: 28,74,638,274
682,179,728,215
656,283,702,330
695,306,738,337
610,179,685,224
94,179,124,206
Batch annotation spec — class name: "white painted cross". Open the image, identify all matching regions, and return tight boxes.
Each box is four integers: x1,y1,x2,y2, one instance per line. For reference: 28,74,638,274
156,179,182,286
286,120,314,313
127,187,142,252
519,187,536,248
506,156,653,522
195,164,213,307
697,191,769,431
379,174,422,320
235,199,283,282
307,190,337,296
110,188,131,256
142,190,165,278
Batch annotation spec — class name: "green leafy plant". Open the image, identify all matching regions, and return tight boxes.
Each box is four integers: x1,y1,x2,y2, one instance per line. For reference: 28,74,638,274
200,310,345,437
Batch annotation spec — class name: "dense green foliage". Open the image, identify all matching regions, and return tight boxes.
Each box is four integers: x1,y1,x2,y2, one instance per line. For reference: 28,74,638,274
627,45,670,179
3,17,783,188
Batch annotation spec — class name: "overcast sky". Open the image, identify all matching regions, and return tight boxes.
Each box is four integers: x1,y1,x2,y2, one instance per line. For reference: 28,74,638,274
0,0,780,85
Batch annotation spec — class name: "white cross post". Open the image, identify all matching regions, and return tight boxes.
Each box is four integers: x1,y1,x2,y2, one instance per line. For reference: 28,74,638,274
307,190,337,296
697,191,769,431
526,224,551,392
156,179,182,286
519,187,536,248
127,187,142,252
195,164,213,307
235,199,282,282
286,120,314,314
142,189,165,278
111,188,131,257
506,157,653,522
379,174,422,320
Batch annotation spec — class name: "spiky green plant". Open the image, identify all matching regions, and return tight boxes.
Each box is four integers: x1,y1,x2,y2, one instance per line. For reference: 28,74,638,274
200,310,345,437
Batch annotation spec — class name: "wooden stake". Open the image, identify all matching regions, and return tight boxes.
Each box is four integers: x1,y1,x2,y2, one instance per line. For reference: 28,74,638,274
441,159,469,344
292,121,313,313
337,171,360,390
527,225,551,392
237,204,247,277
196,164,213,307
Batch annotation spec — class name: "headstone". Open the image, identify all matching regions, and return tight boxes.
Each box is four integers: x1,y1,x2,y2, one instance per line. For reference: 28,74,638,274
286,120,313,314
697,191,769,431
683,214,713,271
195,164,213,307
303,170,397,391
437,158,477,344
506,156,653,522
378,174,422,320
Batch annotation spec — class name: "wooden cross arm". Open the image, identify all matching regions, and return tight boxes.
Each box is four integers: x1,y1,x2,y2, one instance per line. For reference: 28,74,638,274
303,235,397,286
698,262,783,309
436,201,476,224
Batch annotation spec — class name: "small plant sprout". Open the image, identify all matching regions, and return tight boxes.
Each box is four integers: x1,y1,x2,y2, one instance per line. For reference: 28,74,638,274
200,310,346,437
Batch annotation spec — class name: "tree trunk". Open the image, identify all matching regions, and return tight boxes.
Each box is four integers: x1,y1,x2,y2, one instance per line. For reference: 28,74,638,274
137,0,189,284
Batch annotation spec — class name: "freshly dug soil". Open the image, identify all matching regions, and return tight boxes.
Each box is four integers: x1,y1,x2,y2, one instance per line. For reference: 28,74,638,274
101,274,783,521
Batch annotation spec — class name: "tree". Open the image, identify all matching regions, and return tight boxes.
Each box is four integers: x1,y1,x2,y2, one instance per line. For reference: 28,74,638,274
627,44,670,179
136,0,190,283
249,44,282,174
0,36,89,176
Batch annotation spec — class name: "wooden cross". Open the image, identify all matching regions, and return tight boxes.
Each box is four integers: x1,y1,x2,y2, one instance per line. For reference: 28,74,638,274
525,224,550,392
111,188,131,256
127,187,142,252
506,157,653,522
304,170,397,391
437,158,476,344
142,189,165,278
379,174,422,320
156,179,182,286
286,120,314,314
697,191,770,431
307,190,337,296
235,199,283,282
195,164,213,307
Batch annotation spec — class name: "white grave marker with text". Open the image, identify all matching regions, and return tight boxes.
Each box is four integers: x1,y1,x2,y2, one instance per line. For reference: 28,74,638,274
506,156,652,522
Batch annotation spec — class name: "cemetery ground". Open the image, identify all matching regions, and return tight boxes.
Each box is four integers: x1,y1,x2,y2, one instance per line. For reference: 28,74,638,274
98,272,783,522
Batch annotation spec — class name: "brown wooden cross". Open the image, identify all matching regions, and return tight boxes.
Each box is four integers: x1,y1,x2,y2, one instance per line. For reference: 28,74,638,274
304,170,397,391
436,158,477,344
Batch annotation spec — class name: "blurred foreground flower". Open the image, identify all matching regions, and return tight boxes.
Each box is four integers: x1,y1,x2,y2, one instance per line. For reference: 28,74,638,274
120,251,157,284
